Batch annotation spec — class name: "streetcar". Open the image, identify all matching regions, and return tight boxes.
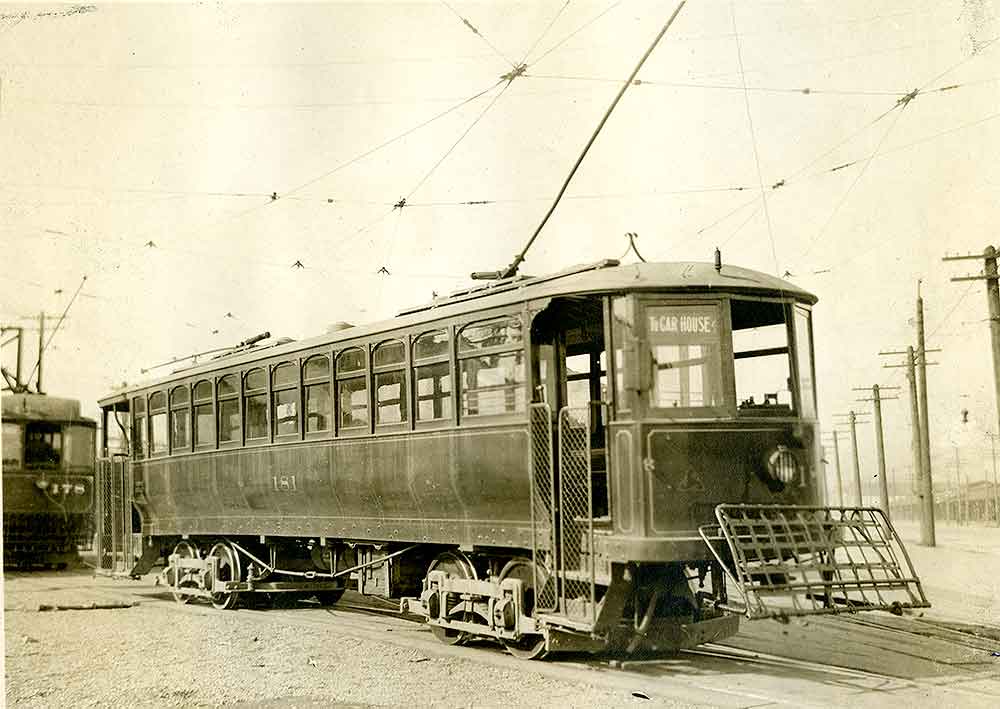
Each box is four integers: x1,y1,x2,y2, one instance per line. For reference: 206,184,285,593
3,392,97,568
97,258,928,658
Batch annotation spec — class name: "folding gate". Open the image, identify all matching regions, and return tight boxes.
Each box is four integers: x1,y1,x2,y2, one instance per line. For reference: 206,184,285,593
96,455,135,575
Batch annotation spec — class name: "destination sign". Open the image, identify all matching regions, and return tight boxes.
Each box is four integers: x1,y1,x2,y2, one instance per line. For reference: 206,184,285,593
646,305,720,344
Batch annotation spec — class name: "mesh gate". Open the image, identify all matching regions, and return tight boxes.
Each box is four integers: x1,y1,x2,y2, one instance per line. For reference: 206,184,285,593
96,455,134,575
558,406,595,623
529,403,557,611
700,504,929,619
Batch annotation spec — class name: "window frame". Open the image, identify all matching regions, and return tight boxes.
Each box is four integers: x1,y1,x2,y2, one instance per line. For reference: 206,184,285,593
192,379,216,450
216,373,242,449
335,346,370,437
169,384,192,454
372,338,409,431
456,311,529,423
412,328,454,429
730,296,797,419
270,361,301,441
131,395,147,459
636,296,734,421
243,367,269,445
148,390,169,457
302,352,334,439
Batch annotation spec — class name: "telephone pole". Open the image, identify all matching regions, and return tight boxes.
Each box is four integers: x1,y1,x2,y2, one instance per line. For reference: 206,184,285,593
881,341,939,545
822,431,844,506
854,384,900,519
944,245,1000,519
834,411,869,505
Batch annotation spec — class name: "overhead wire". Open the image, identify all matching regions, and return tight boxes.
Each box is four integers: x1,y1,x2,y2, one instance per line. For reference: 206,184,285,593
518,0,570,66
439,0,517,68
529,0,624,67
730,1,779,275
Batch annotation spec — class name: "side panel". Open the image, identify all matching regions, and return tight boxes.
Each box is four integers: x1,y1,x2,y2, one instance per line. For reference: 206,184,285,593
134,425,533,548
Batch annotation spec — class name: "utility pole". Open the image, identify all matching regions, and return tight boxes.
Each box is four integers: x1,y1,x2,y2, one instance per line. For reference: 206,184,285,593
823,431,845,506
915,287,933,517
881,341,939,545
834,411,869,505
989,432,1000,525
854,384,900,519
954,446,964,525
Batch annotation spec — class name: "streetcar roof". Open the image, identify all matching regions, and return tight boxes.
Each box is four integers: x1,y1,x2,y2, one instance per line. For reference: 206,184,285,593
2,393,96,424
100,259,815,403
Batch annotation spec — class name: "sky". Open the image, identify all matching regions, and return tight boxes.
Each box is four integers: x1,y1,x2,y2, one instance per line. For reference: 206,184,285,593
2,0,999,498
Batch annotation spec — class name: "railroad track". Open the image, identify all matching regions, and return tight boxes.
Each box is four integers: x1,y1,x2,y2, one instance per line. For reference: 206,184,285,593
8,570,1000,708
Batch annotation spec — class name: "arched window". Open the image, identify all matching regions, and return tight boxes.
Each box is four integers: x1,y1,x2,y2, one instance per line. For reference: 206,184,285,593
170,385,190,452
413,330,451,421
303,355,331,433
217,374,240,443
244,368,268,441
131,395,146,459
373,340,407,425
336,347,368,430
271,362,299,437
193,380,214,448
457,315,525,417
149,391,168,455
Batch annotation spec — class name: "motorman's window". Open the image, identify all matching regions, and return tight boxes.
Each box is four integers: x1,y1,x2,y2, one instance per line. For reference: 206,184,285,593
25,423,61,467
731,299,793,415
132,395,146,458
217,374,240,443
337,347,368,430
193,380,214,447
170,385,190,451
645,304,724,411
303,355,331,433
271,362,300,437
149,392,168,455
64,425,95,468
373,340,408,425
244,368,268,440
413,330,451,421
458,316,525,417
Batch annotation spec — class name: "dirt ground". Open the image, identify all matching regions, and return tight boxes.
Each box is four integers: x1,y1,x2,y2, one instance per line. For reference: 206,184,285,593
2,569,695,709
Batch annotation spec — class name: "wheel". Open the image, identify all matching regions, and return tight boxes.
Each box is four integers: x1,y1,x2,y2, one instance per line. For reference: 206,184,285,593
498,557,548,660
426,550,477,646
168,541,198,605
207,542,242,610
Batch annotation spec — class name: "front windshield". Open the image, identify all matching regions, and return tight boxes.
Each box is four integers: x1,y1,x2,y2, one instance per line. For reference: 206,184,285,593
645,304,725,411
732,299,793,415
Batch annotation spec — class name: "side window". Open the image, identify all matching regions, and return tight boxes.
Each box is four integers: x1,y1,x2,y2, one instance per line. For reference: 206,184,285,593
217,374,240,443
149,392,168,455
193,380,214,448
170,385,190,452
244,368,268,441
2,422,23,468
413,330,451,422
337,347,368,430
132,395,146,459
373,340,407,425
303,355,331,433
457,315,526,417
272,362,299,437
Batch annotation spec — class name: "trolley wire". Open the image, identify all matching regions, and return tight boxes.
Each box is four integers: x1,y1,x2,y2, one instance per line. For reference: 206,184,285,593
25,276,86,389
440,0,517,69
529,0,623,68
518,0,570,67
731,1,779,275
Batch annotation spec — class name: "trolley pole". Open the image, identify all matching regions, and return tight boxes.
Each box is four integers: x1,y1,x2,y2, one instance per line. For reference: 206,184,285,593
36,311,44,394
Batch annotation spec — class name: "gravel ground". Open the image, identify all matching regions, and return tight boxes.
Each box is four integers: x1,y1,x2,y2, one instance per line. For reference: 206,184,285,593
4,572,709,709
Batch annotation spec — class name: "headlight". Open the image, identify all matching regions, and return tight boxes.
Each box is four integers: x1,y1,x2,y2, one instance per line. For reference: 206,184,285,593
767,446,799,484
